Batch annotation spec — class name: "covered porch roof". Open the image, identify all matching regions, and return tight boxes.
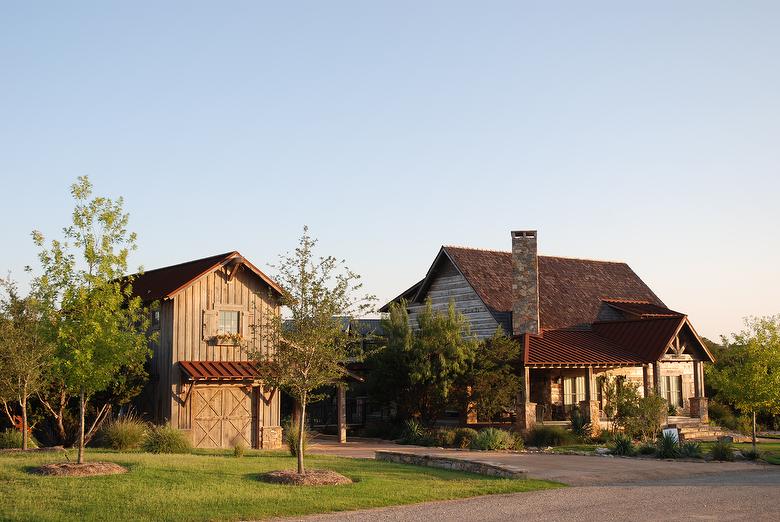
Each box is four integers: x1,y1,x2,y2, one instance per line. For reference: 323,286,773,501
524,315,714,367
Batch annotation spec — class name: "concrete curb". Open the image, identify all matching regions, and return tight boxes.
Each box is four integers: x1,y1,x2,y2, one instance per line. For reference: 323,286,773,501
375,450,528,479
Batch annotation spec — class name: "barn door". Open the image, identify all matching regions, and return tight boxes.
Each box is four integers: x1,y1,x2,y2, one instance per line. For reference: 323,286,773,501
192,386,253,448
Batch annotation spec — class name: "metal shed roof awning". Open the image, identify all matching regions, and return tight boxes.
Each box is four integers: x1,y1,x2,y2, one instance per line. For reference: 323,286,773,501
179,361,260,382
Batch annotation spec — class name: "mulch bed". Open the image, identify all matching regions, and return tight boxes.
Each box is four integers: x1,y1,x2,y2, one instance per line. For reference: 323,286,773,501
30,462,128,477
260,469,352,486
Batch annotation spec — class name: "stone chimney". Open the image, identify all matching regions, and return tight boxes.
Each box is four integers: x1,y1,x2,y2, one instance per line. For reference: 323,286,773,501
511,230,540,336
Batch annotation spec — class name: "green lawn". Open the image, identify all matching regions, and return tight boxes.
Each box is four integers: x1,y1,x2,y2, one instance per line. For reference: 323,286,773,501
699,441,780,464
0,449,561,522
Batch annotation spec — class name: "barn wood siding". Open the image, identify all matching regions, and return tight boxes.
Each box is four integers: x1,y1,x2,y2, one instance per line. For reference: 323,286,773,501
409,271,500,339
154,264,279,430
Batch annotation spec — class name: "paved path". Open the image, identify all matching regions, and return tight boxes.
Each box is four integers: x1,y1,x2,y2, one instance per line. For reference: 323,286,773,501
287,437,780,521
309,436,768,486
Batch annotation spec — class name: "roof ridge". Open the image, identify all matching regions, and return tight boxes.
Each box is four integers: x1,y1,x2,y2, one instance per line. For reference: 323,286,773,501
443,245,629,265
602,298,654,304
129,251,237,277
593,316,685,325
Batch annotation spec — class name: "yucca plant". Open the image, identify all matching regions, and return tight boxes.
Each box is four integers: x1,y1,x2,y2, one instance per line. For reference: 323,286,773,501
656,432,680,459
710,439,734,461
611,433,634,456
680,441,702,458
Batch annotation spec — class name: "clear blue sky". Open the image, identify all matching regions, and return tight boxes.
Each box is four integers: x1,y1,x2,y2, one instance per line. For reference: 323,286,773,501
1,1,778,339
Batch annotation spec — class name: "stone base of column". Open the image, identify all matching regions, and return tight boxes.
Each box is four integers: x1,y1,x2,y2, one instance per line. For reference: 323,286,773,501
515,402,537,432
259,426,283,449
689,397,709,423
579,400,601,436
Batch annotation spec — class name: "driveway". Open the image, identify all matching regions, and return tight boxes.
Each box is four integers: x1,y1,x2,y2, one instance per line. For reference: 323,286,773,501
290,436,780,521
308,436,769,486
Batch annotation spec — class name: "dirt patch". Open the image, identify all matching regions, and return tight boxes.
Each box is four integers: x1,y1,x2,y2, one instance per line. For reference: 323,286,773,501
30,462,128,477
260,469,352,486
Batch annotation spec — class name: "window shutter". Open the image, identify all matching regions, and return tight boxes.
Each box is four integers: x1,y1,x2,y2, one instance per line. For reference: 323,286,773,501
575,375,586,403
202,310,218,340
241,310,252,339
563,377,572,405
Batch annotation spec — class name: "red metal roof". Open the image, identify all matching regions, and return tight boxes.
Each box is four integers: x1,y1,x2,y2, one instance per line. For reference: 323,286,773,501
591,316,686,362
127,251,283,302
441,246,667,329
525,329,647,365
179,360,260,381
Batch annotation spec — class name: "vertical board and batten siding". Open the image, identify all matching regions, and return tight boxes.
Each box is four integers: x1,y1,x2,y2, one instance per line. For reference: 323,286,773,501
162,265,279,430
408,259,500,339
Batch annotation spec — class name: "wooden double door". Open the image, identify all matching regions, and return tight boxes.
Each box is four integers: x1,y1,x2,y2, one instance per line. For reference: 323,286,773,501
192,385,256,448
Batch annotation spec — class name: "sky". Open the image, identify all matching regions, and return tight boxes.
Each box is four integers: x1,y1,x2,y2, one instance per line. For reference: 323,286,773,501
1,1,778,340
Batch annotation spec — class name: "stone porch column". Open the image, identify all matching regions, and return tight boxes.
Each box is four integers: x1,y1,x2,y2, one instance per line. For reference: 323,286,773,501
689,361,708,422
642,364,652,396
582,367,600,436
337,384,347,443
516,366,536,431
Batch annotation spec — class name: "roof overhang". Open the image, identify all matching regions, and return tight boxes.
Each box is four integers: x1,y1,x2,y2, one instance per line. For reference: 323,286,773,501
179,360,261,382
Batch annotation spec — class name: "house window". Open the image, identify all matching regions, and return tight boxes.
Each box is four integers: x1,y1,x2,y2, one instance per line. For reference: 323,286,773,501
563,375,586,408
150,310,160,330
660,375,683,408
218,310,240,334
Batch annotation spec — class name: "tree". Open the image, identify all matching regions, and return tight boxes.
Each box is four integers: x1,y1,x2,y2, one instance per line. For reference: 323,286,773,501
471,328,520,422
30,176,152,463
373,299,477,425
254,227,373,474
0,280,54,450
708,316,780,452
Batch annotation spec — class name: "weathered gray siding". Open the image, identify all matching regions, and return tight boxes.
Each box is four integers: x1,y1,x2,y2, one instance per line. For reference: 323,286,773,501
409,265,500,339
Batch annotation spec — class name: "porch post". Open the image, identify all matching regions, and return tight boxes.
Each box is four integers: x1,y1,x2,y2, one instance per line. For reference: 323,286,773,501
642,364,652,396
582,367,600,436
689,361,709,422
516,365,536,432
337,384,347,444
652,361,662,392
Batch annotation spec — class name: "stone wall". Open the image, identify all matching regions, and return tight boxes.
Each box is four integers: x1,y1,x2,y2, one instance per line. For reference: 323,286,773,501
259,426,283,449
375,451,528,479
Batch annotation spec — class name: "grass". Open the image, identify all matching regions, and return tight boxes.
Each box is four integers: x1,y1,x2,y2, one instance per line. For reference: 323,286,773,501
0,449,561,521
699,441,780,465
549,444,598,454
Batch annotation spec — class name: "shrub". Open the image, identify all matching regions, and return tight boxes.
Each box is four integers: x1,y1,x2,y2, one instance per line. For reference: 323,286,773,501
656,432,680,459
510,431,525,451
398,420,435,446
526,425,574,447
569,409,592,439
667,403,678,416
98,414,147,451
434,428,456,447
0,429,38,449
611,433,634,456
681,441,702,458
742,449,760,461
452,427,479,449
142,425,192,454
470,428,514,451
636,443,657,456
592,430,613,444
283,420,310,456
710,440,734,461
233,442,246,458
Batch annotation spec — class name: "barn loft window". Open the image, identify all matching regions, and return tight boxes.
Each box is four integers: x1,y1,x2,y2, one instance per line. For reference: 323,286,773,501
150,310,160,330
218,310,240,334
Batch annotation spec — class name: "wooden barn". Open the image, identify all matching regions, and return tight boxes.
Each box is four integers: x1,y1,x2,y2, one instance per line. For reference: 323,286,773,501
130,251,284,449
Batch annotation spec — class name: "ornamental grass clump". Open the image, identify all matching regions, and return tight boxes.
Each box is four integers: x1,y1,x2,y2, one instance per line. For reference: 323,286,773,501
99,414,147,451
709,439,734,461
283,421,310,457
526,426,574,447
142,425,192,454
680,441,702,458
611,433,634,456
398,420,435,446
655,432,681,459
0,429,38,449
469,428,514,451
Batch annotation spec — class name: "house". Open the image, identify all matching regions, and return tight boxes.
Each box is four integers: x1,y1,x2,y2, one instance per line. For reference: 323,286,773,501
381,230,714,433
130,251,284,449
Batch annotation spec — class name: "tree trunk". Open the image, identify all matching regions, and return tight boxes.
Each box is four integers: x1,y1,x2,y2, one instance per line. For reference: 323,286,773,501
77,389,86,465
752,411,757,453
297,392,306,475
21,399,28,451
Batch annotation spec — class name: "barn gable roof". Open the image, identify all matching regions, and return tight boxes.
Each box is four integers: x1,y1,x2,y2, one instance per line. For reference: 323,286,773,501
128,251,283,302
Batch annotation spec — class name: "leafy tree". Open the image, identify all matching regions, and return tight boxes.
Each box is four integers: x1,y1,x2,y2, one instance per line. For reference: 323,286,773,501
708,316,780,452
374,299,477,425
471,328,520,421
254,227,373,474
0,280,54,450
30,176,152,463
